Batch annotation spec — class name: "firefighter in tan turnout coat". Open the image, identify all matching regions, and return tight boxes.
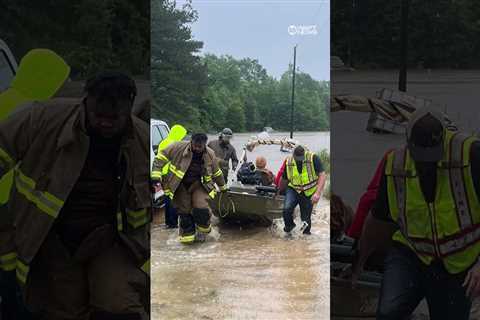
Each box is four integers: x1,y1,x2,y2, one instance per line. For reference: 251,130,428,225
151,133,227,243
0,72,150,320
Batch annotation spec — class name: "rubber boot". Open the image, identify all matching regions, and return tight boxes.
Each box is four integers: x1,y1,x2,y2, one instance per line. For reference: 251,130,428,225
178,214,195,244
192,208,211,234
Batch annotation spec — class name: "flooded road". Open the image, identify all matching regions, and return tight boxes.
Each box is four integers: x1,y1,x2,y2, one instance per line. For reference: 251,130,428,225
151,132,330,320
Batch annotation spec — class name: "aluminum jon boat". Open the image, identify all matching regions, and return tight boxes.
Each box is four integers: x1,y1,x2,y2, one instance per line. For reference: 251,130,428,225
208,135,299,226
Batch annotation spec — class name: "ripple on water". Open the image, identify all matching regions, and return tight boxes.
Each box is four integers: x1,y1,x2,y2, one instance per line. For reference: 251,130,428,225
152,202,330,320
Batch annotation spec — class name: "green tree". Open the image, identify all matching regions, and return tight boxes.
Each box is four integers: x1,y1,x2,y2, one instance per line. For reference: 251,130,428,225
225,99,246,132
0,0,150,78
151,1,329,133
332,0,480,68
151,0,208,132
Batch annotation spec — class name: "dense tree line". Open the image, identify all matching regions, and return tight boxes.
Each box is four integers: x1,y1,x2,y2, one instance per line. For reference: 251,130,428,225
152,0,329,133
0,0,150,78
332,0,480,69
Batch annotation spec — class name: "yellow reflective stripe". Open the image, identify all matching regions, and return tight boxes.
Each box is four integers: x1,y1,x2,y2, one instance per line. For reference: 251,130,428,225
208,189,217,199
117,212,123,231
141,259,150,275
156,153,169,162
219,185,228,191
286,157,294,181
169,164,185,179
213,169,222,178
15,170,63,218
0,147,14,170
0,252,17,271
179,234,195,244
164,189,174,199
127,208,147,219
16,260,29,284
203,175,212,182
151,170,162,180
43,191,64,209
197,225,211,233
161,163,170,176
308,152,318,180
126,209,148,229
127,217,148,229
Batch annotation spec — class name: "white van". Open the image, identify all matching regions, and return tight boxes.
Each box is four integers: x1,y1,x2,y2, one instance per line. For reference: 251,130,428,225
0,39,18,93
150,119,170,169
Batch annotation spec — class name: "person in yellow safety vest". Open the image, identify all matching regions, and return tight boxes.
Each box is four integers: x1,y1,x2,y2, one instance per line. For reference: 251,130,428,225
0,49,70,205
0,72,150,320
355,107,480,320
158,124,188,177
151,133,228,243
279,145,326,235
0,48,70,320
157,124,187,228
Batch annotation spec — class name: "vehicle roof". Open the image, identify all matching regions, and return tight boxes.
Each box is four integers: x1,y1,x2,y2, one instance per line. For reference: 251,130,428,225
151,119,168,126
0,39,18,71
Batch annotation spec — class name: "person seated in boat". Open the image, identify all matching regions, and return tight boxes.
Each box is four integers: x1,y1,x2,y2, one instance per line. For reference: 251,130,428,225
254,156,274,186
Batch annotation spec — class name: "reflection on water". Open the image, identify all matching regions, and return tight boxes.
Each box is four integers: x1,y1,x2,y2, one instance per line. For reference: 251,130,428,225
151,132,330,320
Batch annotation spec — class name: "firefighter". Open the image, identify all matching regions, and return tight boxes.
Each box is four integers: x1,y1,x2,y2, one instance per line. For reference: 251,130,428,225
156,124,187,228
0,48,70,320
151,133,227,243
0,71,150,320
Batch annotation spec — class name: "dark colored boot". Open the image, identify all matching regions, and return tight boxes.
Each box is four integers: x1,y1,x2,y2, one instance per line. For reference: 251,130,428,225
178,213,195,244
192,208,211,234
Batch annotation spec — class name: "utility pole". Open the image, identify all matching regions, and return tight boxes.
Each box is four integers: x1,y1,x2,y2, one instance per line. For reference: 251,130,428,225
348,0,356,67
399,0,410,92
290,45,297,139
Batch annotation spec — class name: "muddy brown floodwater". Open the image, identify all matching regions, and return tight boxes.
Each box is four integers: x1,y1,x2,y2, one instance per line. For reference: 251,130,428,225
151,132,330,320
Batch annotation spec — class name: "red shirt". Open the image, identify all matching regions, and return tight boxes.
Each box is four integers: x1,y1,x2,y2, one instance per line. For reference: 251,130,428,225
346,150,391,239
275,159,287,186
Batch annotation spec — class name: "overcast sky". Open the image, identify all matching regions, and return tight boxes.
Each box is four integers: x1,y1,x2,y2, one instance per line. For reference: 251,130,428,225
176,0,330,81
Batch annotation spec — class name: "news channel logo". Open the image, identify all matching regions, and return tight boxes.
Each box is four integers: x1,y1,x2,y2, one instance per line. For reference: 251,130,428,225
288,25,318,36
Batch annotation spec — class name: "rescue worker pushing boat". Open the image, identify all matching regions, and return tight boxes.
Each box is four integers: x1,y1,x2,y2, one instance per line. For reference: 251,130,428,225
280,145,326,235
356,107,480,320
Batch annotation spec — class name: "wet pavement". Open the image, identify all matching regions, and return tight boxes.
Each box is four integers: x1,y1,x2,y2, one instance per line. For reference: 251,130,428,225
151,132,330,320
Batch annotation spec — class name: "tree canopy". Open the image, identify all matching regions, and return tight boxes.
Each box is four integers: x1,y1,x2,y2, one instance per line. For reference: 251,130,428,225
332,0,480,69
0,0,150,78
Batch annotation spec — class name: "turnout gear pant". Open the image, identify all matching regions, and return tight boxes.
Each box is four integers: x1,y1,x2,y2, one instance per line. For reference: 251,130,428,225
24,231,149,320
282,187,313,234
192,208,211,233
164,198,178,228
173,181,212,243
178,214,196,244
377,244,471,320
172,181,211,214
